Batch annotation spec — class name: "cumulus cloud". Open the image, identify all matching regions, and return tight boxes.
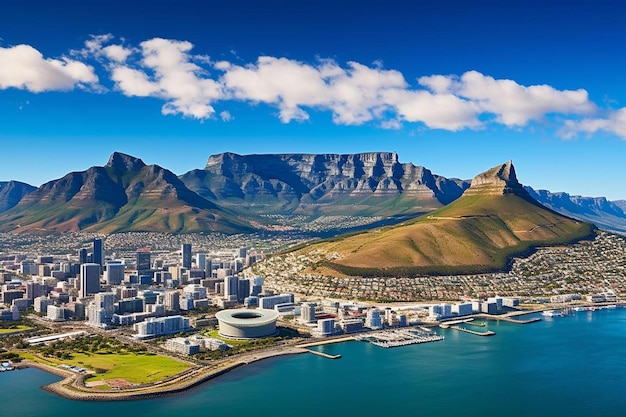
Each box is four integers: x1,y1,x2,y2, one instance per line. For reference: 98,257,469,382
419,70,595,126
1,35,606,137
0,44,98,92
559,108,626,139
219,57,407,124
99,37,223,119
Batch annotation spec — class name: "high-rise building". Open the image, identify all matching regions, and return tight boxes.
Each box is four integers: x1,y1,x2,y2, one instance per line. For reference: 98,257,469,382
181,243,192,269
196,253,206,271
105,261,124,286
224,275,239,299
93,292,115,320
301,302,317,323
78,248,88,265
164,291,180,313
79,263,101,298
136,248,151,277
92,238,103,266
237,279,250,303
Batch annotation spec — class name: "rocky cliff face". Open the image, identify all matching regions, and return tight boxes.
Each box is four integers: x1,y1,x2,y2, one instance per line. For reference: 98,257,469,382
182,152,470,215
463,160,528,196
0,181,36,213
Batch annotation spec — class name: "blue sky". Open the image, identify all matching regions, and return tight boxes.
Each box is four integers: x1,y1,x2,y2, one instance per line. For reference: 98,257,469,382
1,0,625,199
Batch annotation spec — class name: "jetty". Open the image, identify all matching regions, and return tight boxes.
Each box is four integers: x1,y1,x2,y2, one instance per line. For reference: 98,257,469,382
304,349,341,359
449,326,495,336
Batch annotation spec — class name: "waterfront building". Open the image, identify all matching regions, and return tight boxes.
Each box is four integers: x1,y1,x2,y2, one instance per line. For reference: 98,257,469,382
79,263,101,298
181,243,192,269
317,318,337,336
165,337,200,355
429,303,453,320
452,302,473,316
365,309,383,329
481,302,499,315
340,318,364,333
133,315,191,339
301,302,317,323
258,293,294,310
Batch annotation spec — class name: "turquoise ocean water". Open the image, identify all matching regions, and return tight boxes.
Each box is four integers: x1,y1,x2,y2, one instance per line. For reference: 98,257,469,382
2,308,625,417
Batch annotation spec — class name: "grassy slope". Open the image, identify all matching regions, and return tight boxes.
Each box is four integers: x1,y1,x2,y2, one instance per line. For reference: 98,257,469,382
304,193,594,276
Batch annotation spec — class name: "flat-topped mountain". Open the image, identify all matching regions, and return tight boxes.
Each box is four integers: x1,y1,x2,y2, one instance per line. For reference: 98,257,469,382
181,152,469,216
287,161,594,276
0,152,250,234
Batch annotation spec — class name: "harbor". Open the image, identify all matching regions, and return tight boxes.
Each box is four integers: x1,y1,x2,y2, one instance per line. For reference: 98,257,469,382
355,328,444,348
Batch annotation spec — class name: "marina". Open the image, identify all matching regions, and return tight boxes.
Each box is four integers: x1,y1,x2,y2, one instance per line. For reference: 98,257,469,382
356,328,444,348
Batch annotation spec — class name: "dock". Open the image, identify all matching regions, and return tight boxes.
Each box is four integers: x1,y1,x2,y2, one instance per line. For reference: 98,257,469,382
356,328,444,348
450,326,495,336
304,349,341,359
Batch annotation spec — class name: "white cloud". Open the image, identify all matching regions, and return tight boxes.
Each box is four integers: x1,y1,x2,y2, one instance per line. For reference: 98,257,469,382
0,35,606,137
102,44,133,63
95,37,224,119
220,110,233,122
559,108,626,139
0,44,98,92
420,70,595,126
219,56,407,124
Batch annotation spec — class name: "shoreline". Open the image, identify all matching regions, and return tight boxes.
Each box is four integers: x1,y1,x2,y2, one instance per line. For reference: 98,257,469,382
15,302,622,401
21,346,309,401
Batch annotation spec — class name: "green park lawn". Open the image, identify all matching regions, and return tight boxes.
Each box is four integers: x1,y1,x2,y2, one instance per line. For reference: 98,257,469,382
0,325,32,335
27,351,190,384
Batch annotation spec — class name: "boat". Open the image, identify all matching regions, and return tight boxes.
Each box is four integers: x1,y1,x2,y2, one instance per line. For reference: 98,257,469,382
542,310,565,317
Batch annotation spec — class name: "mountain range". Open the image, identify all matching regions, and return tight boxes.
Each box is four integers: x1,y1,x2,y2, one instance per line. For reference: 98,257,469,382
0,151,624,234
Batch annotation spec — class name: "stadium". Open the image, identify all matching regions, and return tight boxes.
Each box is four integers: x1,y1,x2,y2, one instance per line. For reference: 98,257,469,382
215,309,280,339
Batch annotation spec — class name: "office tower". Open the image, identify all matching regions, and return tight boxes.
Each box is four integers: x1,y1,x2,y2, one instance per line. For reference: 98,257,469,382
105,261,124,286
237,279,250,303
78,248,88,265
181,243,192,269
196,253,206,271
136,248,151,277
93,238,103,266
79,263,101,298
224,275,239,299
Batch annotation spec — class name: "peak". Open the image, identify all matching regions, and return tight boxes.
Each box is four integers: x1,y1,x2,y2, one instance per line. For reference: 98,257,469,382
464,161,525,196
106,152,146,171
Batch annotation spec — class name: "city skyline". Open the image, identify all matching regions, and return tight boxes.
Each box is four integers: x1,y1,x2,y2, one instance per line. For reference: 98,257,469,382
1,1,626,199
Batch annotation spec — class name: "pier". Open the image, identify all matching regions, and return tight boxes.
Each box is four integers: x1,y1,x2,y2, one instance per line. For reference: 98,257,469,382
304,349,342,359
449,326,495,336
